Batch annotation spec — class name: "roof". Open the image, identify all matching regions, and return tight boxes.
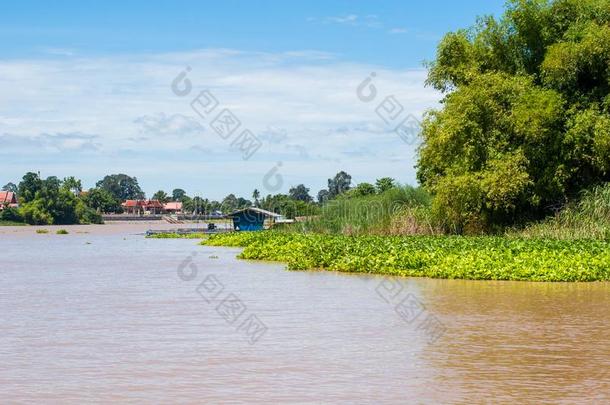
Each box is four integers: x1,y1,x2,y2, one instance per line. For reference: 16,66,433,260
164,202,183,210
145,200,165,209
228,207,282,218
122,200,144,207
0,191,17,204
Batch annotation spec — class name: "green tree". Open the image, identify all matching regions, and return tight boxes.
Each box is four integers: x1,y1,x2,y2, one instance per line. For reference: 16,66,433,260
83,188,122,213
152,190,169,203
317,189,330,204
221,194,238,212
375,177,396,194
63,176,82,195
2,182,17,193
96,174,144,201
289,184,313,202
18,172,43,203
419,0,610,232
252,189,260,207
327,171,352,199
172,188,187,201
350,182,377,197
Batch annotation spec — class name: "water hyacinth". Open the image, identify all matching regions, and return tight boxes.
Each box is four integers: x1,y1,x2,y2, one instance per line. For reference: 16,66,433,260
202,232,610,282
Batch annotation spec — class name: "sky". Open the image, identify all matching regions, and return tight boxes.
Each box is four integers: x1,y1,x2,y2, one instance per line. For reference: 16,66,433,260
0,0,506,200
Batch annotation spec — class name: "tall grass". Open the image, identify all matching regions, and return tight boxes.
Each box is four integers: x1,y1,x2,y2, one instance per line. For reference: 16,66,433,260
516,183,610,240
294,186,439,235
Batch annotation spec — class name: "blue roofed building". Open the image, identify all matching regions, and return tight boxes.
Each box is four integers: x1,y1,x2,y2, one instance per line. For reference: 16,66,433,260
228,207,281,231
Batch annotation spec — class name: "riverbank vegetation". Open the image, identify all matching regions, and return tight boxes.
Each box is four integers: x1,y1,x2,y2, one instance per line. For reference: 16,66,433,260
202,232,610,282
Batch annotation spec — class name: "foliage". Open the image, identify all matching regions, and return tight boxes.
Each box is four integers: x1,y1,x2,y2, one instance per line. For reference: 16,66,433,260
36,229,49,234
56,229,69,234
296,186,432,235
172,188,187,201
95,174,145,201
317,189,330,204
203,231,610,282
152,190,170,203
18,172,43,203
252,189,261,207
347,182,377,198
327,171,352,199
375,177,396,193
516,182,610,240
260,193,319,219
82,188,122,213
288,184,313,202
0,207,23,222
420,0,610,232
2,182,18,193
17,172,102,225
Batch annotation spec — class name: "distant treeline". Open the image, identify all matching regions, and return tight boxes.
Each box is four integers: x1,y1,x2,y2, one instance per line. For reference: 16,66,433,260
1,171,404,225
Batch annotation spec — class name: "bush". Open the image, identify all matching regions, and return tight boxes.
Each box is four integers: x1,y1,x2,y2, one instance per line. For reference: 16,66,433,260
517,183,610,240
301,186,432,235
56,229,69,234
0,207,23,223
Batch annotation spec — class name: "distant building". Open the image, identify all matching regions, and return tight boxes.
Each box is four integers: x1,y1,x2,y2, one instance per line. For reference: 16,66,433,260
163,202,183,214
228,207,281,231
0,191,18,210
121,199,166,215
122,200,145,215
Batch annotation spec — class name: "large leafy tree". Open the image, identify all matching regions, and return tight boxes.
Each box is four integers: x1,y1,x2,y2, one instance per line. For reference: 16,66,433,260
96,174,145,201
83,188,122,213
375,178,396,194
172,188,187,201
18,174,101,224
152,190,169,203
2,182,17,193
289,184,313,202
327,171,352,199
418,0,610,232
18,172,43,203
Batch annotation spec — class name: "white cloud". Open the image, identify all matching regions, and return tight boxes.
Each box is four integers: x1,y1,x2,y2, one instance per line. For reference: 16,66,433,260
0,48,440,197
309,14,381,29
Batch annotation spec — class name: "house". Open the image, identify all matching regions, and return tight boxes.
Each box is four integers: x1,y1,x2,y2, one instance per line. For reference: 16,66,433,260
122,200,145,215
121,199,165,215
0,191,18,210
144,200,164,215
164,201,183,214
228,207,281,231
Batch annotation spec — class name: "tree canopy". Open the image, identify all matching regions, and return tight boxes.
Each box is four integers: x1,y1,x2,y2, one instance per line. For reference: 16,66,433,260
418,0,610,232
96,174,144,201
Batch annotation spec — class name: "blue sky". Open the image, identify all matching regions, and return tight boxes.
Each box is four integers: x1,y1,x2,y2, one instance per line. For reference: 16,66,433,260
1,0,505,200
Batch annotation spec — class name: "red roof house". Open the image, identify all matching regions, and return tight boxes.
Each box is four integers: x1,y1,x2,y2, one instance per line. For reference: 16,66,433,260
0,191,18,210
163,202,183,213
121,199,166,215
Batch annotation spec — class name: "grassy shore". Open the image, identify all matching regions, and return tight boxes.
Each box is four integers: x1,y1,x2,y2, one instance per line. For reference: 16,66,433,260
0,220,26,226
201,231,610,282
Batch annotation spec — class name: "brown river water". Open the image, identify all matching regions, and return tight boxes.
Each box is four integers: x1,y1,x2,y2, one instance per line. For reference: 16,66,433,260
1,223,609,404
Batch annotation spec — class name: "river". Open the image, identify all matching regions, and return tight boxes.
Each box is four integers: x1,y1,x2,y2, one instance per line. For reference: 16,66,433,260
1,224,609,403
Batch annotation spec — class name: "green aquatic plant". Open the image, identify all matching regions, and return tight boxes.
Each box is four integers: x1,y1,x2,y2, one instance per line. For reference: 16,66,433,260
202,231,610,282
56,229,69,234
36,229,49,234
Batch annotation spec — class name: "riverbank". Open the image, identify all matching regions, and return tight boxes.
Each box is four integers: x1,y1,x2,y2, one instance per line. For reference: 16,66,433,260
201,232,610,282
0,221,212,238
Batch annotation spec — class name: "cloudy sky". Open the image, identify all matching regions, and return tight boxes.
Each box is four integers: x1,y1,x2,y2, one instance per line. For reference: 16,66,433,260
0,0,504,199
